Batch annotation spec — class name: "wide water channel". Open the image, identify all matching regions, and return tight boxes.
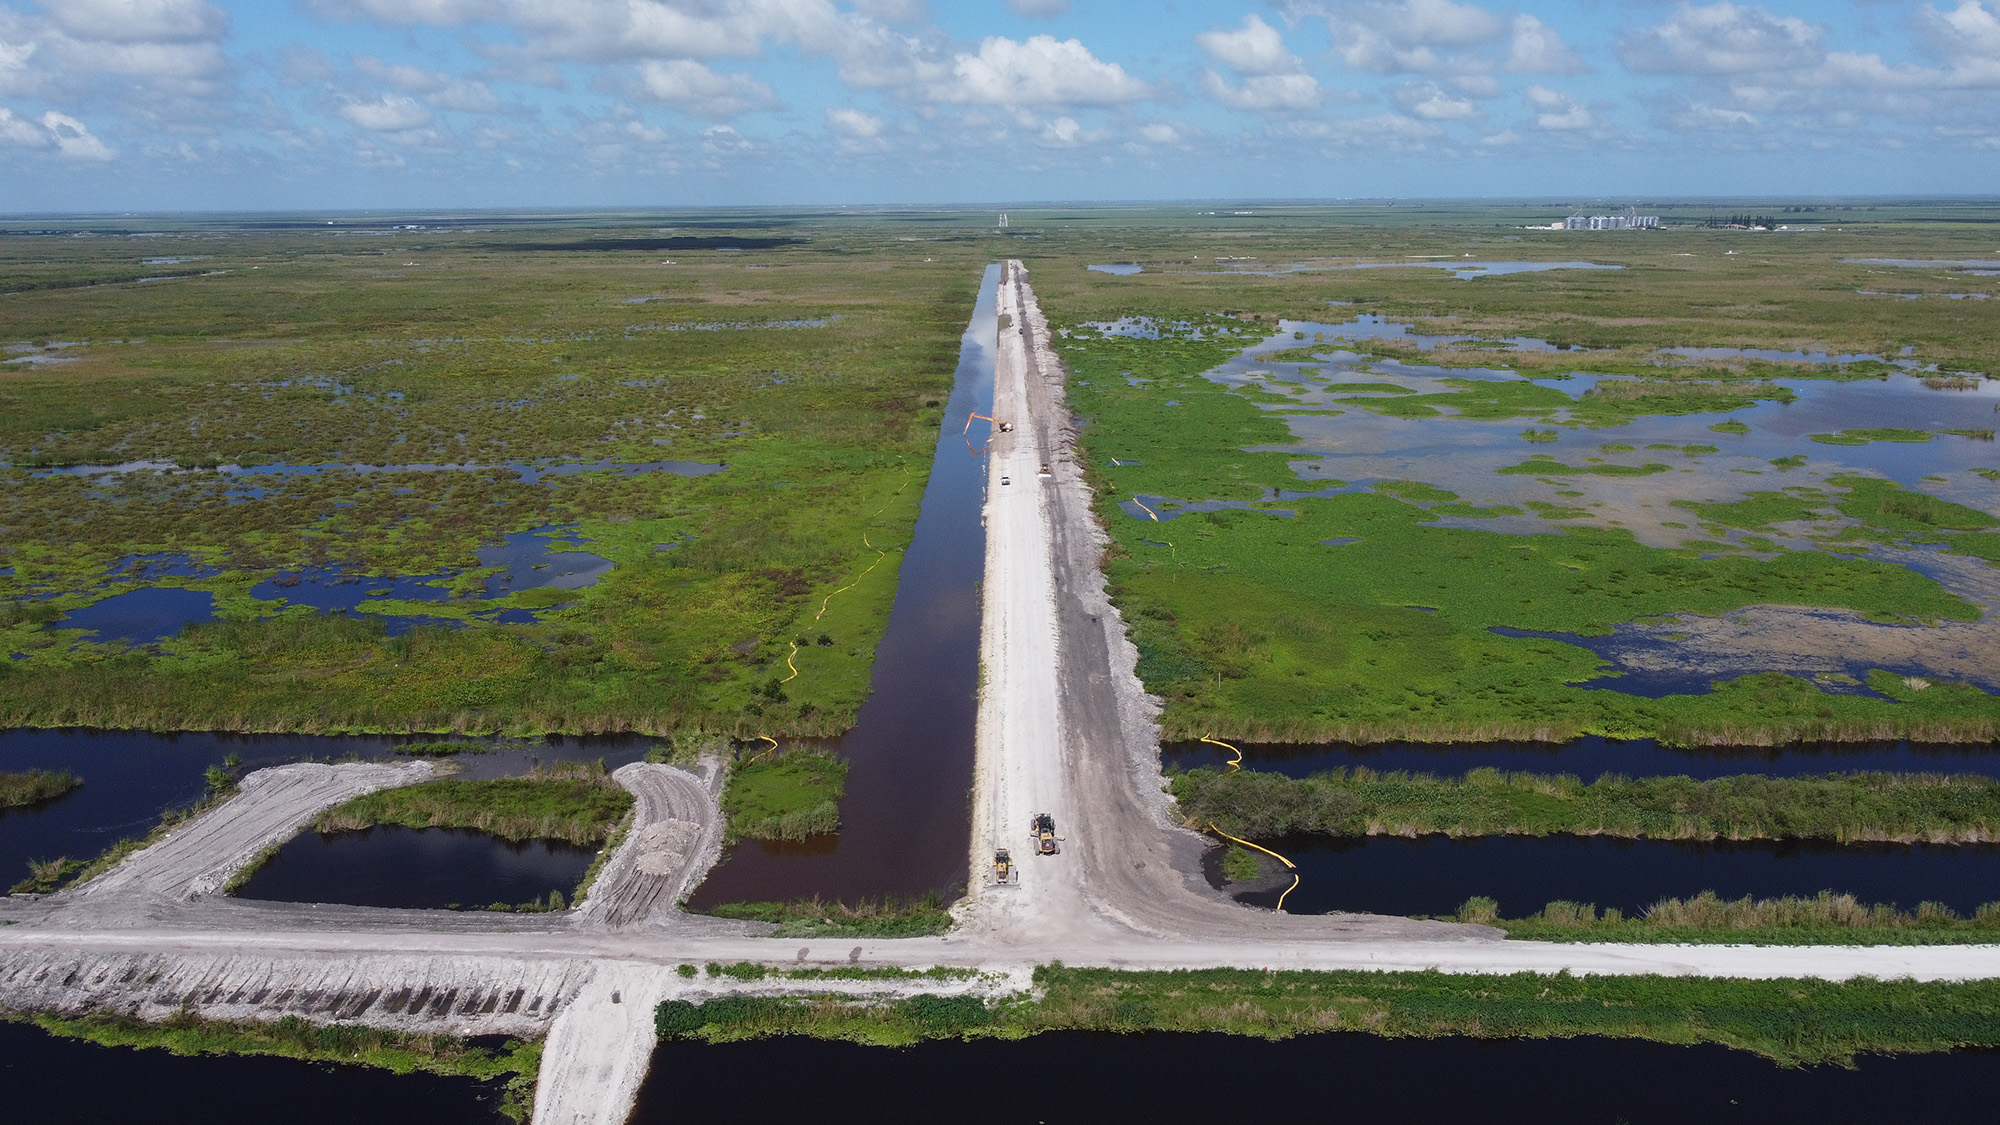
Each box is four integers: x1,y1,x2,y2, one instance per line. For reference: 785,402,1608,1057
686,263,998,907
0,726,652,899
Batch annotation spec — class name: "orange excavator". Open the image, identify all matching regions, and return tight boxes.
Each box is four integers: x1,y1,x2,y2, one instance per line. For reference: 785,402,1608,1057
963,412,1014,436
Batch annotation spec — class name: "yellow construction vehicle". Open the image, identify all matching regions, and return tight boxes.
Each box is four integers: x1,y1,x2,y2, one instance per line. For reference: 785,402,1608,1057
963,412,1014,436
992,848,1015,885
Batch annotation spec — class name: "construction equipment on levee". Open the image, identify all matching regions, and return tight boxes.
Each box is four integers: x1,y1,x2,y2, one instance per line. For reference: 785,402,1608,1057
992,848,1017,886
964,412,1014,435
1031,812,1061,856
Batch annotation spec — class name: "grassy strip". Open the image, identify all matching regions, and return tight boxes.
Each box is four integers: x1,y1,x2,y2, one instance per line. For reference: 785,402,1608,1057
702,894,953,937
311,760,632,846
653,964,2000,1065
1443,892,2000,945
1171,765,2000,843
721,750,847,842
13,1010,539,1122
0,768,80,808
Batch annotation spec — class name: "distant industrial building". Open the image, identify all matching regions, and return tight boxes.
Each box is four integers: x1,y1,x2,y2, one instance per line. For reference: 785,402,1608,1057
1559,207,1660,230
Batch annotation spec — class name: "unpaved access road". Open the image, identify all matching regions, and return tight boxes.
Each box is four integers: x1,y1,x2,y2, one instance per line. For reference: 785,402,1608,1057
7,261,2000,1125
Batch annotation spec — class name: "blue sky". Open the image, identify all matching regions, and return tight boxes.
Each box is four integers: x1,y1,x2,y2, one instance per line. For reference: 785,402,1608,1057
1,0,1996,211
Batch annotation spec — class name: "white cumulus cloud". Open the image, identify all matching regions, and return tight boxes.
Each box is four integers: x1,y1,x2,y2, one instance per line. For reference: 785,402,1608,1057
41,111,114,159
1616,3,1824,77
1197,14,1299,76
825,106,882,136
1525,83,1592,130
635,59,781,117
936,35,1151,106
48,0,225,44
337,93,432,131
1505,14,1584,75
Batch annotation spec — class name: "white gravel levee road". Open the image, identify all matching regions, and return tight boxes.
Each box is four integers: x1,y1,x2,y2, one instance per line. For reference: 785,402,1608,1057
6,261,2000,1125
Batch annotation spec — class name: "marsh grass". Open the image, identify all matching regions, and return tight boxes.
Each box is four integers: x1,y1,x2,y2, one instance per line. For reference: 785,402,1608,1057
311,759,632,845
1452,891,2000,945
702,893,952,937
1171,765,2000,844
721,749,847,842
0,768,79,808
648,964,2000,1066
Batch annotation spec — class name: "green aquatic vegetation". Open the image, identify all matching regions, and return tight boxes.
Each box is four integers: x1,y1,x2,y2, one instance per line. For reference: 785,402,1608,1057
1681,444,1720,455
1832,476,1999,533
1811,428,1932,445
1220,844,1263,881
1577,379,1794,418
1372,480,1458,503
310,760,632,846
1523,501,1590,520
1599,443,1635,453
1431,503,1522,519
1321,382,1416,395
722,749,848,842
0,232,980,737
1670,491,1830,530
1063,312,1991,746
19,1012,541,1123
1170,765,2000,844
1770,454,1809,470
1520,428,1559,443
1941,429,1995,440
1709,420,1752,434
649,963,2000,1067
1495,458,1671,477
701,893,952,937
1453,892,2000,946
0,768,78,808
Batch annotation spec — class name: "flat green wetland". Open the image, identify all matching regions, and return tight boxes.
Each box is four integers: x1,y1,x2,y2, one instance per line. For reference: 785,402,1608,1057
0,215,1000,737
1028,207,2000,746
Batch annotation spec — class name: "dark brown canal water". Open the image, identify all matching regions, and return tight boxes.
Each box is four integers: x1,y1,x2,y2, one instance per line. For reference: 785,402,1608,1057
0,1021,506,1123
631,1033,2000,1124
1228,833,2000,917
687,263,999,908
1163,735,2000,780
232,825,595,910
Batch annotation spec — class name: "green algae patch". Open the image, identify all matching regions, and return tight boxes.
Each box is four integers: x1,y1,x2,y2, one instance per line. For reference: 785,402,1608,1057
1496,458,1672,477
1811,428,1932,445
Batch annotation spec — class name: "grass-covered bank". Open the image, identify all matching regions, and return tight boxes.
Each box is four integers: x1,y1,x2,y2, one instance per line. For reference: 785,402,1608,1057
721,750,848,842
0,768,79,808
1445,892,2000,945
653,964,2000,1066
701,894,953,937
11,1010,539,1122
1171,766,2000,844
310,760,632,846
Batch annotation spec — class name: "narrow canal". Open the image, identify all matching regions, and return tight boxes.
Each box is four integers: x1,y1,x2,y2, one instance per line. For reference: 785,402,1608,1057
687,263,998,907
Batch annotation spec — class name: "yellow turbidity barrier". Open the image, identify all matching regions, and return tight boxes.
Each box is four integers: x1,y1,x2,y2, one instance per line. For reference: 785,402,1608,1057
1207,822,1300,914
